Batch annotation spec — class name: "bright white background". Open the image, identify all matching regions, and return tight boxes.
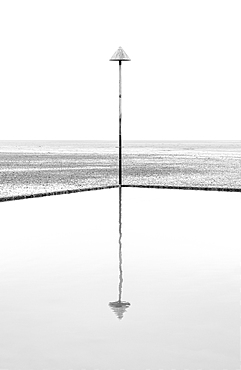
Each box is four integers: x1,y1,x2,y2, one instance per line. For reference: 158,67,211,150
0,0,240,140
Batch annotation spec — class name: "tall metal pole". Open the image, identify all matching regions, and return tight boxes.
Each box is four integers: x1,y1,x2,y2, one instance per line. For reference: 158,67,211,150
119,61,122,187
110,46,130,187
109,47,131,320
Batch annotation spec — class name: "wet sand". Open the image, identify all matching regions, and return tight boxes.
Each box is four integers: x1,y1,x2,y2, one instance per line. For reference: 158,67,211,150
1,140,241,199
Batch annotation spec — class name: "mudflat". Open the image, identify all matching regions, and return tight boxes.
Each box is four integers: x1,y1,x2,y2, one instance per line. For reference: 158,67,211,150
1,140,241,198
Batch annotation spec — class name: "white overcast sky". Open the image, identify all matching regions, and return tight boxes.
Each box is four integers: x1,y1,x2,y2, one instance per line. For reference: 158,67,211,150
0,0,240,140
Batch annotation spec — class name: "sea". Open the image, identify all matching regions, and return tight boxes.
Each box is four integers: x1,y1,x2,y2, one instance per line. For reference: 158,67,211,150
0,140,241,198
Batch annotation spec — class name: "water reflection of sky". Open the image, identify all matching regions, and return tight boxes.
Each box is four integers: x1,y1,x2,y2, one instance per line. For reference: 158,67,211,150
0,188,239,369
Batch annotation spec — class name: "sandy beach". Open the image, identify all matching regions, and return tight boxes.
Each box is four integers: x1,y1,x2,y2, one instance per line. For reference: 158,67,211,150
1,140,241,199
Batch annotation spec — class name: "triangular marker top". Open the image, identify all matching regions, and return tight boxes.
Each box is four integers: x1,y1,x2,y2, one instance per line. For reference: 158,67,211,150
110,46,131,61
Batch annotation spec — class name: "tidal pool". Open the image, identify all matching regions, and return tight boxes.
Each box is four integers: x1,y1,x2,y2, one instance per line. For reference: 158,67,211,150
0,188,239,369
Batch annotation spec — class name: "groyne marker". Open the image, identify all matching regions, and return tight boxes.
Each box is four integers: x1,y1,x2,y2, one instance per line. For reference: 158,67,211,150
110,47,131,187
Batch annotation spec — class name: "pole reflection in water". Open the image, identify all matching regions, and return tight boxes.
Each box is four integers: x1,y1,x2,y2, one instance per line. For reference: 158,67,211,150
109,187,131,319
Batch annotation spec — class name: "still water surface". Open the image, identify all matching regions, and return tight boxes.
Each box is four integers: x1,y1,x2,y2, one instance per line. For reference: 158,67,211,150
0,188,240,369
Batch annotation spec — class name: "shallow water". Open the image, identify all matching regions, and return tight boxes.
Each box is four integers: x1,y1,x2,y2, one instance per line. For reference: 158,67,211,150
0,140,241,198
0,188,239,369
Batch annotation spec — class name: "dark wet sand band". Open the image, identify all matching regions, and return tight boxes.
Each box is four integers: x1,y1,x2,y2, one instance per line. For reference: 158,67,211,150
122,185,241,192
1,184,241,203
0,185,119,203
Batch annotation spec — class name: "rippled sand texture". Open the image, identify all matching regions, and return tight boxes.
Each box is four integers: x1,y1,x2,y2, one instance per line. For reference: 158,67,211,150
123,140,241,188
0,141,118,198
0,140,241,198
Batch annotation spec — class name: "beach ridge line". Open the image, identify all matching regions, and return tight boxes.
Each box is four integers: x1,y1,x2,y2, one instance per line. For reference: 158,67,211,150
1,184,241,203
0,185,119,203
122,184,241,192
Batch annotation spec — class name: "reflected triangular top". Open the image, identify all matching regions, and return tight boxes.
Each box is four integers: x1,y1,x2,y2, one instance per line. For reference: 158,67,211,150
110,47,131,61
109,301,131,320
